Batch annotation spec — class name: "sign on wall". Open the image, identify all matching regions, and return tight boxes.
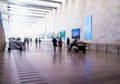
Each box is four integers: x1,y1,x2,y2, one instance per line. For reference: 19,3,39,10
71,28,80,39
84,15,92,39
59,30,66,38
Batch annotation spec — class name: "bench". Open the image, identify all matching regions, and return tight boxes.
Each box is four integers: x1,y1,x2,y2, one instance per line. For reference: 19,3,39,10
69,41,86,53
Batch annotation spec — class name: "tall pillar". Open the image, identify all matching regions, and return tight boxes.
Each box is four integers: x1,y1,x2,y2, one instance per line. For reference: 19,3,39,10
0,11,6,51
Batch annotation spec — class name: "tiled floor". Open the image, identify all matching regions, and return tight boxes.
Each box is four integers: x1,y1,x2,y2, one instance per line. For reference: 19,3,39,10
0,42,120,84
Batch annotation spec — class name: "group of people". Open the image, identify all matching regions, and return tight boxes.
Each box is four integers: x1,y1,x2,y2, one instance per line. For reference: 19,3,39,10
23,37,41,49
24,38,32,45
52,37,71,52
35,38,41,45
23,36,78,52
52,36,79,52
52,37,62,51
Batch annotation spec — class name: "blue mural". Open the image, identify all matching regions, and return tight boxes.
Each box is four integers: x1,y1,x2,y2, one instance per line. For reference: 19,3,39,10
59,30,66,38
71,28,80,39
84,15,92,39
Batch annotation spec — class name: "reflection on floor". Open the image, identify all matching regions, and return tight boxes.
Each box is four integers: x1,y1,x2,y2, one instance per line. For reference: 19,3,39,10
0,42,120,84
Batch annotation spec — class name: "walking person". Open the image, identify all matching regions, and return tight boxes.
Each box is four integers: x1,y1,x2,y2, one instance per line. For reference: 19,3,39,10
26,38,29,49
58,37,62,51
30,38,32,45
26,38,29,46
35,38,38,45
38,38,41,45
52,37,57,52
67,37,70,47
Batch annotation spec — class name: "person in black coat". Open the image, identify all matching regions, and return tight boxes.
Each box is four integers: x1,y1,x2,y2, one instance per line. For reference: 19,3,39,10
58,37,62,51
67,37,70,47
52,37,57,52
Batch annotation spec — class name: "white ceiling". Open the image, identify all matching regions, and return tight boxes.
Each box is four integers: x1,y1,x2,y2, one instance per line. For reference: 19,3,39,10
0,0,66,37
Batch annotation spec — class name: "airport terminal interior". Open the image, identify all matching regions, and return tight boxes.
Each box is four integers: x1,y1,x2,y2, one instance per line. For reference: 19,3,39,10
0,0,120,84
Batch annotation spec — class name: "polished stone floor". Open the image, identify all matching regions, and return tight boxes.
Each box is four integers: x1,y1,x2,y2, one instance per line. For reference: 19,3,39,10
0,42,120,84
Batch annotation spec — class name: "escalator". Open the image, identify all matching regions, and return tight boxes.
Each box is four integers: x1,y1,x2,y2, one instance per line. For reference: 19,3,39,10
8,39,23,50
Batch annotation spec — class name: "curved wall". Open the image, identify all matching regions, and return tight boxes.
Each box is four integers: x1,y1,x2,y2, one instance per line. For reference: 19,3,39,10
44,0,120,44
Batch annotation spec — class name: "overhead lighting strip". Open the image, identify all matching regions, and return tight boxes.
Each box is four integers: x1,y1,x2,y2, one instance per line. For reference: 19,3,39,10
8,11,45,17
37,0,62,4
8,9,47,15
7,8,48,15
6,1,58,10
7,4,52,12
9,0,60,7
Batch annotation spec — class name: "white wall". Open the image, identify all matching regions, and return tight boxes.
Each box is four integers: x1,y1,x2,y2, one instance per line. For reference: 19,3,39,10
30,0,120,44
1,0,120,44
